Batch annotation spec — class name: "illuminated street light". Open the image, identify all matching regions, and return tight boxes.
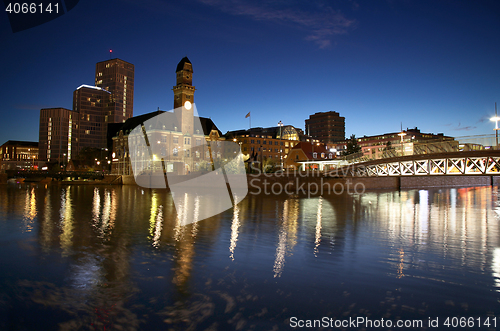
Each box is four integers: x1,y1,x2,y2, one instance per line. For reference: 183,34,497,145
398,130,406,156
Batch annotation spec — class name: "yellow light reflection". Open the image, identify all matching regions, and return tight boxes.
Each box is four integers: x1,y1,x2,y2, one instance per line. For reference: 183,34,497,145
148,191,159,240
59,188,73,256
152,205,163,248
273,199,299,278
229,198,241,261
40,188,52,251
314,197,322,257
92,188,100,226
191,196,200,237
23,187,37,232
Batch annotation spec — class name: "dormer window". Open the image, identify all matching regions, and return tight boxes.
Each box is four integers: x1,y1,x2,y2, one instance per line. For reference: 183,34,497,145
313,152,317,158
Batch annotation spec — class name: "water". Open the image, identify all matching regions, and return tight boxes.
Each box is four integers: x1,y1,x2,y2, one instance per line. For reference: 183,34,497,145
0,183,499,330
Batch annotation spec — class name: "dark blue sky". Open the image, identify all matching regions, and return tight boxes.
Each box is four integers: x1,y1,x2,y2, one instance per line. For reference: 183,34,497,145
1,0,500,145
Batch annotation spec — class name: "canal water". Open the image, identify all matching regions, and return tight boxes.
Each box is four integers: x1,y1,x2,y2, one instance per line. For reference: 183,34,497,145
0,183,499,330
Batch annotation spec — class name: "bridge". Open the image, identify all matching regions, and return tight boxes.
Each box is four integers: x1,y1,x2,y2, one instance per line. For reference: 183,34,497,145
333,150,500,177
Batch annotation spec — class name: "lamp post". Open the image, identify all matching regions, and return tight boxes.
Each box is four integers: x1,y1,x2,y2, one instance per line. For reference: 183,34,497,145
278,121,283,170
491,102,500,149
398,131,406,156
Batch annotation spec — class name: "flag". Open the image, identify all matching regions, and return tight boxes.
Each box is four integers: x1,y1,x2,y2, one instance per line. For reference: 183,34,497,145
245,112,250,118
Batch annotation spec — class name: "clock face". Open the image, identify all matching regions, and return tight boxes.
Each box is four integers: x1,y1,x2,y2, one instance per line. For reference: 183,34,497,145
184,100,192,110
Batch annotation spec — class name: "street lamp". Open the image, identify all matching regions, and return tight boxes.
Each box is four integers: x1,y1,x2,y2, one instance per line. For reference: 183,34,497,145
278,120,283,170
398,131,406,156
491,102,499,149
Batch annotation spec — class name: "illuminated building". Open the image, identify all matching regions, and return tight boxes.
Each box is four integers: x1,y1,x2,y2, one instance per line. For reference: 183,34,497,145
357,127,456,159
0,140,39,170
285,141,332,170
72,85,112,156
95,58,134,123
38,58,134,163
306,111,345,144
39,107,75,165
225,126,305,164
111,57,223,175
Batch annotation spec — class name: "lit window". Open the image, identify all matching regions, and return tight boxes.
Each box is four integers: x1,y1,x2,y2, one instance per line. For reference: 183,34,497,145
173,148,178,156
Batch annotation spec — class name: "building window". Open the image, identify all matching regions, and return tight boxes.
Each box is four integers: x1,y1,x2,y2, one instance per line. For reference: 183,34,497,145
313,152,317,158
161,135,167,143
173,136,179,144
196,139,201,146
173,148,178,156
251,139,255,144
195,151,200,158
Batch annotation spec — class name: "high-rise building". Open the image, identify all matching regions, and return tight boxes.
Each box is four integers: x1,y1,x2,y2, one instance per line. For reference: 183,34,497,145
39,107,76,164
95,58,134,123
38,58,135,163
305,111,345,144
72,85,112,155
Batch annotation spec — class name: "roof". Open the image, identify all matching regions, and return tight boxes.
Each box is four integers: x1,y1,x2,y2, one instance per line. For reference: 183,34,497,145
76,84,110,93
1,140,39,148
176,57,192,72
198,117,222,136
113,110,221,137
291,141,330,160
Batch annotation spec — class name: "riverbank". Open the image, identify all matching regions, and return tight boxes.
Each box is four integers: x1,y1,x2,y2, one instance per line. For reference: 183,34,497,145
121,174,499,193
11,173,498,193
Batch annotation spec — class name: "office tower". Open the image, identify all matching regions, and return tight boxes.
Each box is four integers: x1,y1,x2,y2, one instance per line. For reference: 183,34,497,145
305,111,345,144
39,107,75,163
95,58,134,123
72,85,112,155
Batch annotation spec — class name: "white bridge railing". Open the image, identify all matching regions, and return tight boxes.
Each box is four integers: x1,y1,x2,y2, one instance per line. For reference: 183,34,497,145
341,155,500,177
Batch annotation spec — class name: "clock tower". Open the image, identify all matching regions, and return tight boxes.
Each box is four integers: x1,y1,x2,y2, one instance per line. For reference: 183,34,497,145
173,57,195,135
173,57,195,110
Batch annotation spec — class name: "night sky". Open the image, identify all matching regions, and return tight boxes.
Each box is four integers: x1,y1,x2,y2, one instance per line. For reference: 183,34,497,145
1,0,500,145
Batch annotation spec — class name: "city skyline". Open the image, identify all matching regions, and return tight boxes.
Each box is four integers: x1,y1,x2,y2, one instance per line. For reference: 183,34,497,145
1,0,500,145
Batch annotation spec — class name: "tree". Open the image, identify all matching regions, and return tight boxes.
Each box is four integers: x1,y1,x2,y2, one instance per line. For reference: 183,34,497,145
76,147,108,168
343,134,361,156
384,141,393,151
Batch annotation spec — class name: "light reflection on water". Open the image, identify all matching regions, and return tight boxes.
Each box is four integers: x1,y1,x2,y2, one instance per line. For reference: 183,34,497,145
0,184,500,330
